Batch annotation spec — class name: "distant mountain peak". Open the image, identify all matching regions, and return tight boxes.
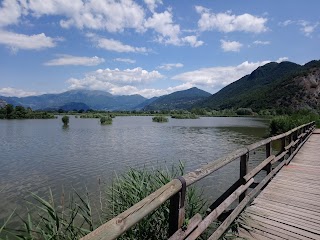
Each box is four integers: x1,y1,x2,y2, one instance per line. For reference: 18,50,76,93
143,87,211,110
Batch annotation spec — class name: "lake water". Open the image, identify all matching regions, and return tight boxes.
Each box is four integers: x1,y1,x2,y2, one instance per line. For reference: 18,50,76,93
0,116,269,223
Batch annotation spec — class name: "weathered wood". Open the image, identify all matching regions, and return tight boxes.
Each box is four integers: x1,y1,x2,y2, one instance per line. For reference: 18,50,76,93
264,142,272,174
271,150,287,164
239,130,320,240
80,179,182,240
168,214,202,240
207,156,287,240
183,147,248,186
185,178,254,240
243,155,275,182
168,177,186,236
207,179,240,212
239,153,249,202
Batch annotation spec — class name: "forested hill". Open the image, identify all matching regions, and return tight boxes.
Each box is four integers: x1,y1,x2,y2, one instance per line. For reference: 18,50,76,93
198,60,320,112
143,87,211,110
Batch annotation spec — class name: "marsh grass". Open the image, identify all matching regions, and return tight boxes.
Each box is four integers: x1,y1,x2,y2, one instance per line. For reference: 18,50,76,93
3,189,99,240
270,113,320,135
106,162,207,240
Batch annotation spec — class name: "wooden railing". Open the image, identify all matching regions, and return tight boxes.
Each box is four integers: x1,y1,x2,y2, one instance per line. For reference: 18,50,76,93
82,122,315,240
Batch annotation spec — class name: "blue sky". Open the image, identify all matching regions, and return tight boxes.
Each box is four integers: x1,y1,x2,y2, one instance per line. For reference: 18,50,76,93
0,0,319,98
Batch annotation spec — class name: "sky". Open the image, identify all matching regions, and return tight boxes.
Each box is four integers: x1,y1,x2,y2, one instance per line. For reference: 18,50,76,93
0,0,319,98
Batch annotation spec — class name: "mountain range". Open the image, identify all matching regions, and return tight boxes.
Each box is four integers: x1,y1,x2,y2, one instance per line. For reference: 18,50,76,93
198,60,320,111
1,59,319,112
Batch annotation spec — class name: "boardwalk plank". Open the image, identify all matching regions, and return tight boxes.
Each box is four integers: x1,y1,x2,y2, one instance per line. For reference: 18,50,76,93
239,131,320,239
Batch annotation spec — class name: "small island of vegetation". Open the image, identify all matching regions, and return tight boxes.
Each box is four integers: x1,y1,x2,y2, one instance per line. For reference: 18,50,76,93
152,116,168,122
100,116,112,124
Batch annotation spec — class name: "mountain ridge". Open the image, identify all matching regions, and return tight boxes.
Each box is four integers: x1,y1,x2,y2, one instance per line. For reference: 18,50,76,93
198,60,320,111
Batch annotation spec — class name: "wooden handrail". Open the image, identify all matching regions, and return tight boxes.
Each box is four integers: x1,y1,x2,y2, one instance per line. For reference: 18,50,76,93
81,121,315,240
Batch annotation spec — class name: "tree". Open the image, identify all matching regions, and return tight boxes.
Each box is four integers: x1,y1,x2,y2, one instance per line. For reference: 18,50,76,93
5,104,14,118
62,115,69,126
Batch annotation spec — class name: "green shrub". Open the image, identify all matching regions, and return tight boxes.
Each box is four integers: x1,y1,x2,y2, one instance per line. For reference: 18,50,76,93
171,113,198,119
152,116,168,122
62,115,69,125
100,116,112,124
236,108,254,115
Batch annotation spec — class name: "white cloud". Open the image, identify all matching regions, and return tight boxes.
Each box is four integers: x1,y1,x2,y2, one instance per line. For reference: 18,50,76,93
0,0,23,27
196,6,268,33
30,0,145,33
144,0,162,12
280,19,319,37
158,63,183,70
68,67,163,89
279,20,294,27
114,58,136,64
0,87,39,97
253,40,270,45
298,20,319,37
181,35,204,47
172,60,272,92
144,10,203,47
220,40,243,52
88,34,148,53
276,57,289,63
0,30,58,52
88,82,193,98
44,55,105,66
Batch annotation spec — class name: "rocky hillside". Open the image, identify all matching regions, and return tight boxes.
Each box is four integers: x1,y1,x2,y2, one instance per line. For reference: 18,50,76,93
198,60,320,112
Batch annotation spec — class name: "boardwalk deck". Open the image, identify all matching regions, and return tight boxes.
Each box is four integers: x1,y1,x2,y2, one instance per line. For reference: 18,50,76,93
239,130,320,240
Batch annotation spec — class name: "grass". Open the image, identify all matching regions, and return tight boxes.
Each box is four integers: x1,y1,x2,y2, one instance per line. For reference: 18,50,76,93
3,189,99,240
106,162,207,240
269,113,320,135
3,163,207,240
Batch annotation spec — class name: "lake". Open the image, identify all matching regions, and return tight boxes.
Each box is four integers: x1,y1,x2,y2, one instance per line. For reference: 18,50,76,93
0,116,269,223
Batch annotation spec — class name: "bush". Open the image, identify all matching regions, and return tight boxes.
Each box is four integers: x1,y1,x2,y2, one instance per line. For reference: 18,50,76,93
171,113,198,119
106,163,206,240
62,115,69,125
100,116,112,124
236,108,254,116
152,116,168,122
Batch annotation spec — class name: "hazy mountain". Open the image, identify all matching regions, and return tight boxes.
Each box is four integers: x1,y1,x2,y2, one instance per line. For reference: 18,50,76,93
0,99,7,108
143,87,211,110
198,60,320,111
0,90,147,111
133,97,159,110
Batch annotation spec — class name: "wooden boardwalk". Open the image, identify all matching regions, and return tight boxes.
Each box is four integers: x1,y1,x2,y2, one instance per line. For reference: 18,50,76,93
239,129,320,240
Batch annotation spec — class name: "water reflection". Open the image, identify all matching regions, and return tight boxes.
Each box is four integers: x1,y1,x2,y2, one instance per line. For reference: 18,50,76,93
0,116,269,223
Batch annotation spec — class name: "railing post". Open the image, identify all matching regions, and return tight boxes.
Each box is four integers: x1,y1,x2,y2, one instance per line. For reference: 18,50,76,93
168,176,186,237
239,153,249,202
264,142,272,174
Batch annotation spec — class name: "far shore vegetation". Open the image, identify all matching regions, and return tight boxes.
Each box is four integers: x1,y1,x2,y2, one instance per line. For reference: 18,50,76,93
0,104,55,119
1,104,319,135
